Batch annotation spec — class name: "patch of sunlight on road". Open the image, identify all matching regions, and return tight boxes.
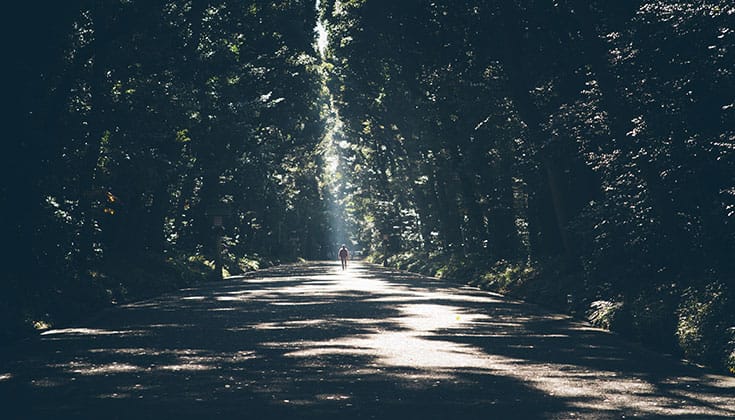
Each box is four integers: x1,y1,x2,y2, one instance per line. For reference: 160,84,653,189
283,328,735,417
21,261,732,418
281,296,522,371
247,319,325,330
146,323,196,329
395,303,490,332
237,317,382,333
215,263,401,303
272,263,735,418
41,348,259,383
85,347,257,365
367,292,505,304
270,265,523,372
181,296,207,301
65,362,142,375
157,363,212,372
40,328,149,340
658,375,735,410
41,328,135,336
96,392,132,400
287,330,512,370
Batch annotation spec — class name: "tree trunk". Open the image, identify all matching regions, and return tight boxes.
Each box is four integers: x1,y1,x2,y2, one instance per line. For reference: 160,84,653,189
492,1,576,257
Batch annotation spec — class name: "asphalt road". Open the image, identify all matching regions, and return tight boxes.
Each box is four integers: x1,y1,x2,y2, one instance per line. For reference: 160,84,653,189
1,261,733,419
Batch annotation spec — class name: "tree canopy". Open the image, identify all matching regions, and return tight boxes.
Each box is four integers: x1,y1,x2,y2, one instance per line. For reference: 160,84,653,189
318,0,734,372
2,0,329,336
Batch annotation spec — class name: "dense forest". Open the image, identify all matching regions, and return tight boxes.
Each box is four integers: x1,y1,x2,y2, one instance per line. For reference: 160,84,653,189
2,1,331,340
2,1,733,374
318,0,734,373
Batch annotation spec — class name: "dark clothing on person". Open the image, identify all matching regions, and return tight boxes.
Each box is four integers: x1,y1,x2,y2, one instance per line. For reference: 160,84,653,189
339,246,349,270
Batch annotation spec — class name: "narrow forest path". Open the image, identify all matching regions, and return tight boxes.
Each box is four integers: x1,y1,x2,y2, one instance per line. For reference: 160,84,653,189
1,262,733,419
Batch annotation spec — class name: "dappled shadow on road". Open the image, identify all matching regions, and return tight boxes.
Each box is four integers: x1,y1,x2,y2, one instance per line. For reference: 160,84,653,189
0,261,733,419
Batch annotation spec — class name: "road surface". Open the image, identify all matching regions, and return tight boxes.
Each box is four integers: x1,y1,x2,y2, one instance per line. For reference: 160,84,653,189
1,261,733,419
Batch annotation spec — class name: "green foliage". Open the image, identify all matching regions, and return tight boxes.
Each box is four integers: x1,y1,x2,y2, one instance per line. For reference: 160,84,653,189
320,0,735,374
236,256,264,272
434,256,478,282
677,282,735,368
476,262,540,296
2,1,327,343
4,0,734,376
370,250,451,279
603,286,681,352
587,300,625,331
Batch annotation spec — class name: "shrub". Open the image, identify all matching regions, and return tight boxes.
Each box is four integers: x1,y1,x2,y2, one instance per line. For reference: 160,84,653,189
626,286,679,352
676,282,734,368
587,300,625,330
481,262,538,293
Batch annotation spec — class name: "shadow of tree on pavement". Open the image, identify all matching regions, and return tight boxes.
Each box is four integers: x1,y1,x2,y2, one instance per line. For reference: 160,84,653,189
1,261,733,419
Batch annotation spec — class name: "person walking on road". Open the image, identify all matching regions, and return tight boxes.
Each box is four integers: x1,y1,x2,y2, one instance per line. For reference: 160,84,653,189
338,244,350,270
